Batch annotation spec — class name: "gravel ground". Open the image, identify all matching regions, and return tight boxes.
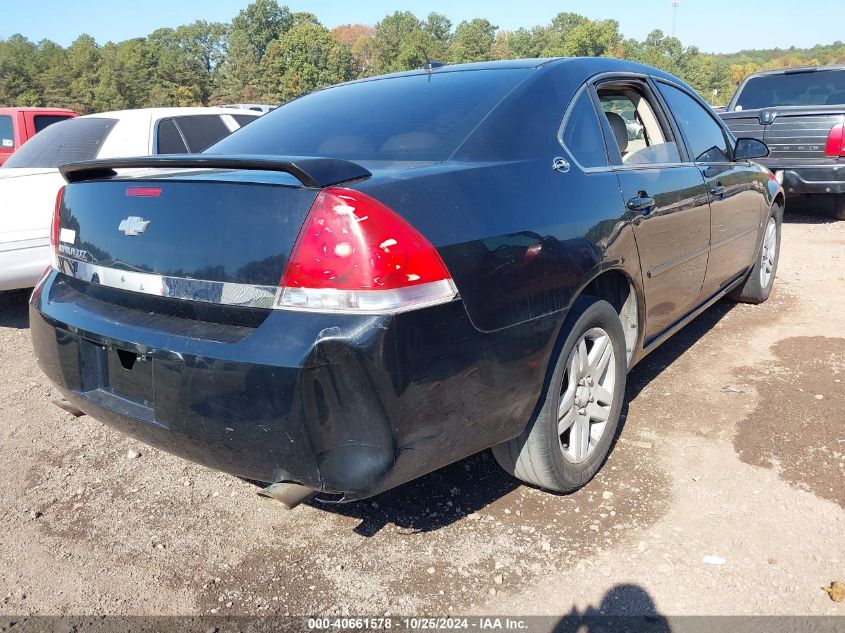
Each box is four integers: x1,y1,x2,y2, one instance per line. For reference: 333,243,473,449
0,211,842,620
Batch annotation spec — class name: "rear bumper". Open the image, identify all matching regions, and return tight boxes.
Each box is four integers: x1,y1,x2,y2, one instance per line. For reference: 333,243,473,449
30,272,557,500
0,238,49,291
762,163,845,196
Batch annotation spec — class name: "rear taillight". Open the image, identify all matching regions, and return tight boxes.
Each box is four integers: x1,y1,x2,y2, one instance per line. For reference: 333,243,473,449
825,123,845,157
277,187,457,313
50,186,65,270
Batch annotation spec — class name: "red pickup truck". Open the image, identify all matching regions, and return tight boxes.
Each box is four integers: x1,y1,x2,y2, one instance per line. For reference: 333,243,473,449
0,107,77,166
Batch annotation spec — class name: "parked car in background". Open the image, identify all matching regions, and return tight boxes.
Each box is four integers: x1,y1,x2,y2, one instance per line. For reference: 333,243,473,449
31,58,782,507
223,103,277,114
720,65,845,219
0,107,77,166
0,107,259,291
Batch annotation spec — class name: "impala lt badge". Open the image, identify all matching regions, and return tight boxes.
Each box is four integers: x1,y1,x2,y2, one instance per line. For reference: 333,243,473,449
118,216,150,236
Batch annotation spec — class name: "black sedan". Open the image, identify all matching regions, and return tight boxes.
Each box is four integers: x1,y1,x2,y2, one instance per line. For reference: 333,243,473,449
30,58,783,506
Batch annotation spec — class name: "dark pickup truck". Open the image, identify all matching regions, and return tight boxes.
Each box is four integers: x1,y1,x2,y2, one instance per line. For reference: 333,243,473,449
720,65,845,219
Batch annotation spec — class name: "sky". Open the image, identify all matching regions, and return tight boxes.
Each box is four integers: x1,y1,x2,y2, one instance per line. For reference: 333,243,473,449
2,0,844,54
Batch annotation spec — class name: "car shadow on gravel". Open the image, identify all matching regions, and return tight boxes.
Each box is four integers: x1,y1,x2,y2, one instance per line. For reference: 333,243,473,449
783,205,841,225
321,299,736,536
0,289,32,329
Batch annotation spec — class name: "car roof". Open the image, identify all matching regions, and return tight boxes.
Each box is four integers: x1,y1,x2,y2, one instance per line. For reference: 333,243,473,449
742,64,845,80
323,57,690,91
0,107,77,115
81,107,261,121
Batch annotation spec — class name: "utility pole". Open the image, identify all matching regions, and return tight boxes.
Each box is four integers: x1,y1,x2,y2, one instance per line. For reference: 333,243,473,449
672,0,681,38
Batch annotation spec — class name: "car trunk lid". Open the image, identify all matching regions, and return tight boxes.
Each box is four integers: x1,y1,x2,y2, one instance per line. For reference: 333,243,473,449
55,155,371,307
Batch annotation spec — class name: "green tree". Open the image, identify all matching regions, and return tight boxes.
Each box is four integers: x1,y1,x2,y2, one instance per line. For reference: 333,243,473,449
449,18,496,63
0,35,41,106
423,12,452,60
66,35,100,112
217,0,293,101
259,22,354,102
93,39,153,111
372,11,425,73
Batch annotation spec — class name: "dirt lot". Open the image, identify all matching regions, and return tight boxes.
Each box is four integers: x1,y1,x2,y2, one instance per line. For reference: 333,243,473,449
0,212,843,620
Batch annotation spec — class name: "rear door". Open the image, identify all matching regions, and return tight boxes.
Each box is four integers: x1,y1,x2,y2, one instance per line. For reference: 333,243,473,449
594,78,711,342
655,80,765,297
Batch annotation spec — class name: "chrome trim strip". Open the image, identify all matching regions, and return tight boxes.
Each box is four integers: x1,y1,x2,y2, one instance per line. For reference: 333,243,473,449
56,256,460,314
57,256,281,308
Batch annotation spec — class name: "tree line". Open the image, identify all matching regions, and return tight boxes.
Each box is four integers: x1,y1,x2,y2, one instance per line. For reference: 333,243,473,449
2,0,844,114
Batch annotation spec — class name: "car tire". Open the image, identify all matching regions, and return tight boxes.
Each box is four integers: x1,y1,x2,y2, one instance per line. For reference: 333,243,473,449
492,297,627,493
729,202,783,304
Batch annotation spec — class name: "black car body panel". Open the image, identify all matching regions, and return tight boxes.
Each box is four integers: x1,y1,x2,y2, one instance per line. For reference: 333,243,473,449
721,66,845,199
31,274,559,499
31,58,783,500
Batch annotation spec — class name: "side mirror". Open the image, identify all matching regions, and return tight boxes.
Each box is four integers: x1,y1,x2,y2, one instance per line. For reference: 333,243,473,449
734,137,770,160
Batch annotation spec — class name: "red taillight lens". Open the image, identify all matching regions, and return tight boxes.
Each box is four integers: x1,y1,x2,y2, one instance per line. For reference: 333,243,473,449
825,123,845,157
50,186,65,269
278,187,456,312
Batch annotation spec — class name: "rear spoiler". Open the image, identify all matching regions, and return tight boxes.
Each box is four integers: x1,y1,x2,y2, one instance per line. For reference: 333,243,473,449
59,154,372,188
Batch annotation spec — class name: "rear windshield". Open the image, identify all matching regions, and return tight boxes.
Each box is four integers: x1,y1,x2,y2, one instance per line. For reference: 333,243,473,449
208,69,530,162
735,69,845,110
2,117,117,168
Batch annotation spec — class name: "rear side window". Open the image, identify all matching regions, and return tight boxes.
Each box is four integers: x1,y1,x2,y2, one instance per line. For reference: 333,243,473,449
34,115,73,133
232,114,258,128
0,115,13,149
658,83,731,163
156,118,188,154
175,115,230,152
735,69,845,110
2,117,117,168
208,69,531,161
562,91,608,168
156,115,231,154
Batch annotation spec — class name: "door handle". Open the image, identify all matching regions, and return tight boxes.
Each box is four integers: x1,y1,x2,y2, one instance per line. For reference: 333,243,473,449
710,184,726,198
627,195,656,214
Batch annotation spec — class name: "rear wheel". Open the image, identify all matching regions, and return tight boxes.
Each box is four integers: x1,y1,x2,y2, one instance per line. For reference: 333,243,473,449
729,202,782,304
492,297,627,493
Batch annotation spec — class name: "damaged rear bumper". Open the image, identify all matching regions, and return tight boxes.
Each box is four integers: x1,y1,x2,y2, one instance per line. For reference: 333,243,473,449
30,272,557,500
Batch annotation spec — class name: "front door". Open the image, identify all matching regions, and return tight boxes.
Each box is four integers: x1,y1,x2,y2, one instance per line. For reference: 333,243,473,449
655,81,766,297
595,79,711,342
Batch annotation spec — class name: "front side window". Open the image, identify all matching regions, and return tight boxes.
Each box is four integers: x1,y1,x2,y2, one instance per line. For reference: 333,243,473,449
2,117,117,168
0,115,13,150
597,83,681,166
658,82,731,163
561,91,608,168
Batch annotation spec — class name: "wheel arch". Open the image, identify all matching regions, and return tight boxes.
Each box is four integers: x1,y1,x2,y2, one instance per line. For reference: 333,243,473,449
577,268,641,367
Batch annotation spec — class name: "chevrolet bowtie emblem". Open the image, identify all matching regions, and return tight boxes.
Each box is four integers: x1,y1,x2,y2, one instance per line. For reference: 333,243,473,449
118,216,150,236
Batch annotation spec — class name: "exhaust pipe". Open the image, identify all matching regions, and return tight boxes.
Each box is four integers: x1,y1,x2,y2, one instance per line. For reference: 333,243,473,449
257,482,317,509
53,398,85,417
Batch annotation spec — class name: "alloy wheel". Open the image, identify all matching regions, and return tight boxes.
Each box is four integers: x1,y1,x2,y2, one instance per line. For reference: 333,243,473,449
558,327,616,464
760,217,777,289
